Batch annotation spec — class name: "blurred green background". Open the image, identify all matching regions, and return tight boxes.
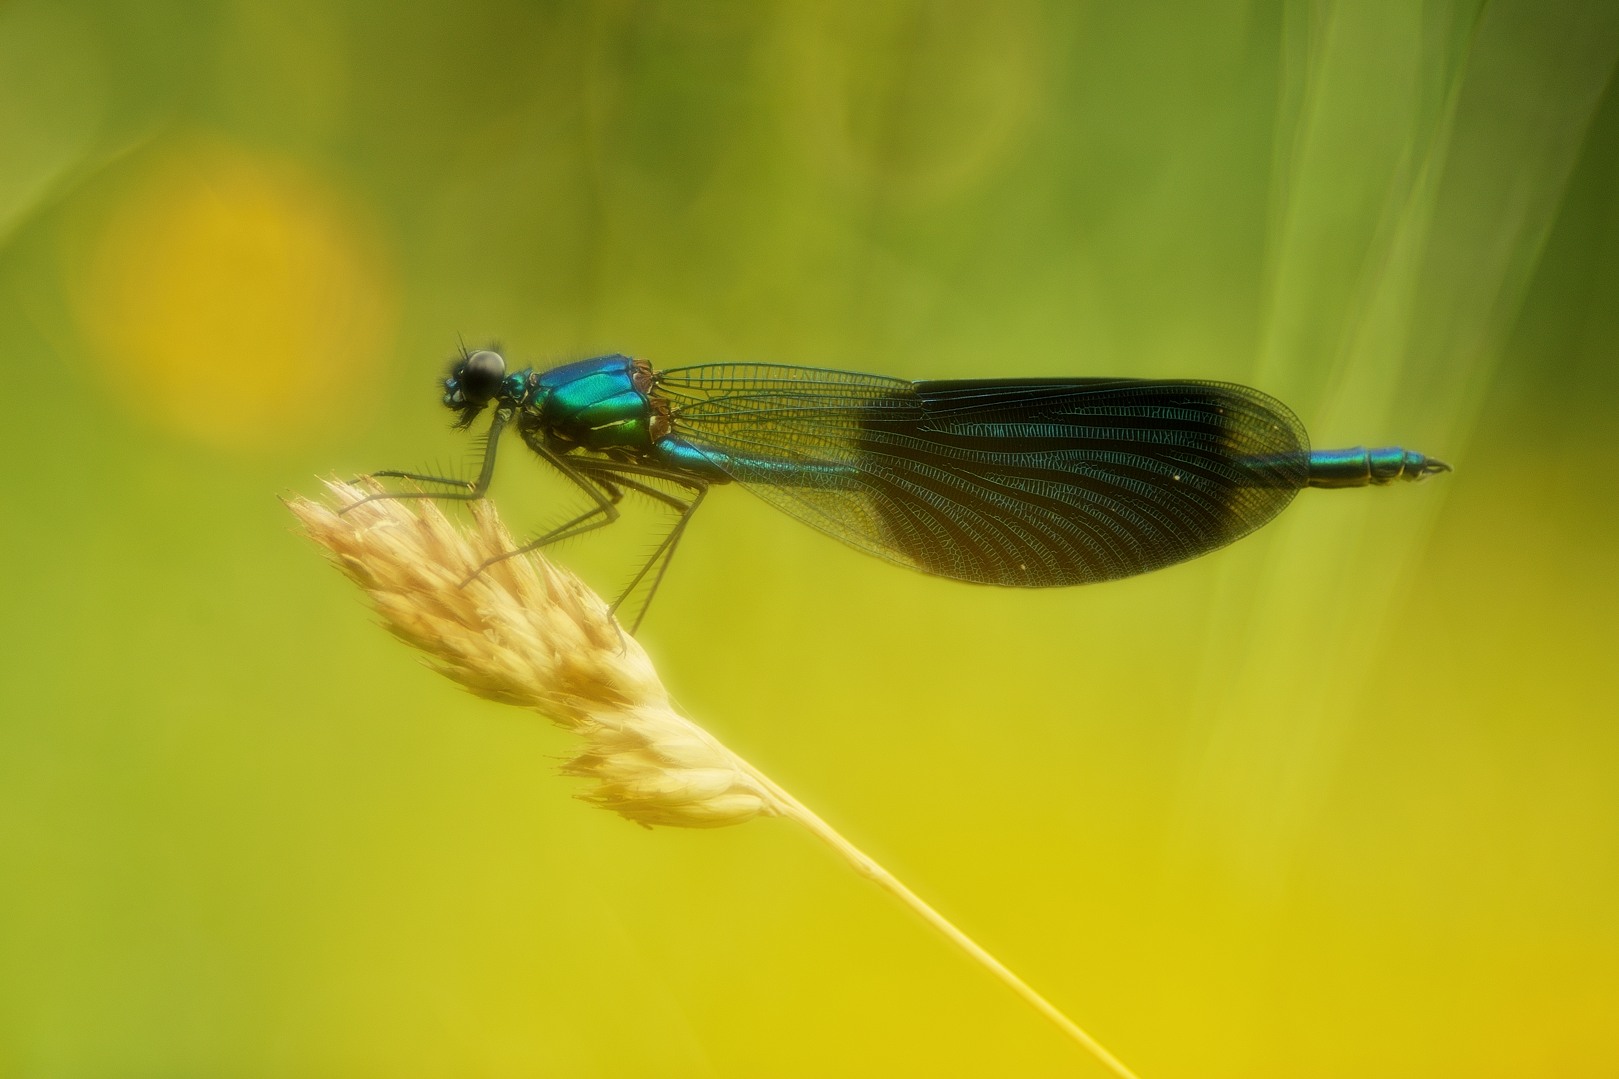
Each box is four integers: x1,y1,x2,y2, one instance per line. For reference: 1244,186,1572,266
2,2,1616,1076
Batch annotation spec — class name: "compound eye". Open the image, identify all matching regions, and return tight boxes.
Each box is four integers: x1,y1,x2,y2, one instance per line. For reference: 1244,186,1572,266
459,349,506,402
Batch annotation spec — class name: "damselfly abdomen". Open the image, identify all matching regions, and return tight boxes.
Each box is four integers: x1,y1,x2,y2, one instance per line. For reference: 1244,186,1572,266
361,350,1449,628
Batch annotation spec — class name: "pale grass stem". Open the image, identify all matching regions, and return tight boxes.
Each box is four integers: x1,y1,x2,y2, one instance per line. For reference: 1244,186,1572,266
289,479,1139,1077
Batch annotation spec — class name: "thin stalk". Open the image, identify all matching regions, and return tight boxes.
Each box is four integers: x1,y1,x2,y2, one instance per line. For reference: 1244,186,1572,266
739,757,1140,1079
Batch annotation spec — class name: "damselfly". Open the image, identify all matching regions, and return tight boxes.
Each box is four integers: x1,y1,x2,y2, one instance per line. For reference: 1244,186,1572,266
359,349,1450,630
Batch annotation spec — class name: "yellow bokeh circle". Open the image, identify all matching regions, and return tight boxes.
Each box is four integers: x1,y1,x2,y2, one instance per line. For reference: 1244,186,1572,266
71,139,396,451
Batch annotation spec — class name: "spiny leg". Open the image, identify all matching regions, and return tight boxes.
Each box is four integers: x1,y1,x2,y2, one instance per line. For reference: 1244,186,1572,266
342,408,512,513
460,446,624,583
610,481,705,633
459,496,621,584
568,459,709,633
368,470,473,489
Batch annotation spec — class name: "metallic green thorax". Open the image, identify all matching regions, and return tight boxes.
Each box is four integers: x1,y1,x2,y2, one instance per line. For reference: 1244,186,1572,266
504,354,728,479
532,359,664,453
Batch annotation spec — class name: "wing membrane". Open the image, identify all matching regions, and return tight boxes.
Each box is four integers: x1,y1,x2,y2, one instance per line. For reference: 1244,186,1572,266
654,364,1309,587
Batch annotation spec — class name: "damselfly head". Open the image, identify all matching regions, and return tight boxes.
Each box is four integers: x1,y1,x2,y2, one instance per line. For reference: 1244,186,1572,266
443,348,506,427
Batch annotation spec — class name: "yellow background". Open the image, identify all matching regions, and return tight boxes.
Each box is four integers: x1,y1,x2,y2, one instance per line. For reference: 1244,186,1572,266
2,3,1615,1076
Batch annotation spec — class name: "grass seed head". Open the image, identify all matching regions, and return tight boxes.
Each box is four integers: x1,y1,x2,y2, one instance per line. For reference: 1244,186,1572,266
289,480,777,828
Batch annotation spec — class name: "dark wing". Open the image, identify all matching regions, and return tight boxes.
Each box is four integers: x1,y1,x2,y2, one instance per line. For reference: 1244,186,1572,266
654,364,1310,587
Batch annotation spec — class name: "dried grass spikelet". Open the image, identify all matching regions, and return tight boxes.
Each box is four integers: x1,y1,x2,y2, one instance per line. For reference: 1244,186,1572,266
289,478,771,827
288,478,1139,1077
